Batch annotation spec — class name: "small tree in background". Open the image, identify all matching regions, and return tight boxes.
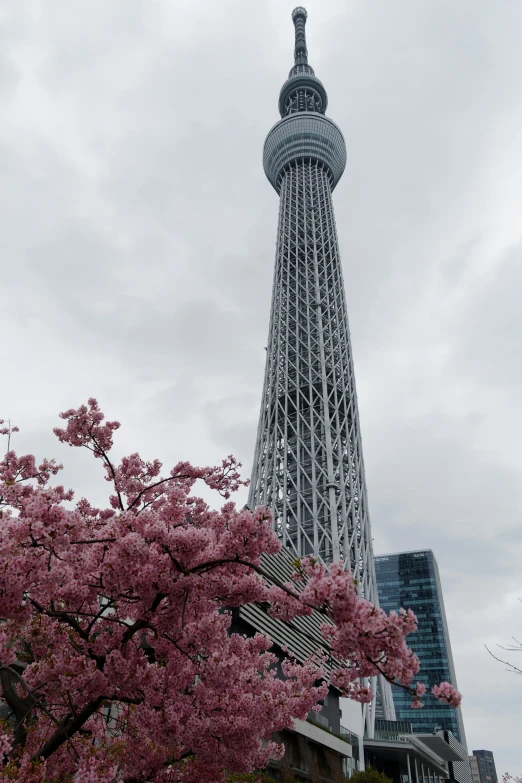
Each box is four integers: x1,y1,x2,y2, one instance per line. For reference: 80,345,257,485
0,401,461,783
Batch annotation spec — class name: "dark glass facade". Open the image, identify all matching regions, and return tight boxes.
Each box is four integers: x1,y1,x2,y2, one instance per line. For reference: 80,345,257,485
375,550,466,746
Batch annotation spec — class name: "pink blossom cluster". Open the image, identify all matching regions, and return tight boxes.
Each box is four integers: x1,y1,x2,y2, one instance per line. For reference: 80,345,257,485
431,681,462,707
0,400,462,782
410,681,426,709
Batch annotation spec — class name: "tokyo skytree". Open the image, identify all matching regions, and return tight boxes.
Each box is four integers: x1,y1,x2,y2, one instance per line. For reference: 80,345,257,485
248,8,396,729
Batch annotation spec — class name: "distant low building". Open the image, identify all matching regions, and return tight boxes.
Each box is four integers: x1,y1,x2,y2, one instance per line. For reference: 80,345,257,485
470,750,498,783
375,550,467,747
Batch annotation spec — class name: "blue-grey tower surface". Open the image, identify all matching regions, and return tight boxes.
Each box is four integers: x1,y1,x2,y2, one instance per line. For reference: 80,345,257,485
374,550,467,748
248,8,396,733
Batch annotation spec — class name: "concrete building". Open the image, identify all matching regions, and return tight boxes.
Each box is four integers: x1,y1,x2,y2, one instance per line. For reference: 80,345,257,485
363,728,471,783
234,547,355,780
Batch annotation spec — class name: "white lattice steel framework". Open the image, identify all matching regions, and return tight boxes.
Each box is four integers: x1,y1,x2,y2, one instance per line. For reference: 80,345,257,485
248,8,396,732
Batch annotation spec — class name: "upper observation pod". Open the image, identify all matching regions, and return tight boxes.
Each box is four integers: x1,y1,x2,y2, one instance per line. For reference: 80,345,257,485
264,8,347,193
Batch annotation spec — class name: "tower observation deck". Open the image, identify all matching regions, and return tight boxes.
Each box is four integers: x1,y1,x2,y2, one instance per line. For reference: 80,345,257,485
248,8,396,732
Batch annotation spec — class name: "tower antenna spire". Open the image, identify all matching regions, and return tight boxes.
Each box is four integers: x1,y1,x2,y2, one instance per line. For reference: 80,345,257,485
292,7,308,65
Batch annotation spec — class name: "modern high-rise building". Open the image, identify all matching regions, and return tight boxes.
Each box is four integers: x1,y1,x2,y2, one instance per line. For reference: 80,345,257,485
470,750,498,783
248,7,395,735
374,550,467,747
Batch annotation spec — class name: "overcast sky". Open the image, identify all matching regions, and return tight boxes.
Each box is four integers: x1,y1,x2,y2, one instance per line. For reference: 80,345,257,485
1,0,521,771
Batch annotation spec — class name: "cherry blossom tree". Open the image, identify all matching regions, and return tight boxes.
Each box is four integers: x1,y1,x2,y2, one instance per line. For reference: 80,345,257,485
0,401,461,782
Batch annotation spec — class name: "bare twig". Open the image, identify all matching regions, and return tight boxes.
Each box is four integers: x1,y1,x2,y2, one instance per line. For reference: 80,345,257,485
485,644,522,676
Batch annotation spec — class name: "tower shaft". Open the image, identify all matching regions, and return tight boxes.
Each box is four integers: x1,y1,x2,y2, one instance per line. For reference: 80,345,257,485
250,159,377,599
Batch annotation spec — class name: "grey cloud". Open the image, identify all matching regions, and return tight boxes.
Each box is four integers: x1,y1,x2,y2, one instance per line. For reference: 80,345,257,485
449,239,522,386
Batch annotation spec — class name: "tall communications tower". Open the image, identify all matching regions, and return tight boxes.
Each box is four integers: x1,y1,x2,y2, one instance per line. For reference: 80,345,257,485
248,8,395,731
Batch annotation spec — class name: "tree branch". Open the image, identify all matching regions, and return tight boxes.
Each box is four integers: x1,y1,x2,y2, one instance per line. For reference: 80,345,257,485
485,644,522,675
126,473,196,512
31,696,106,762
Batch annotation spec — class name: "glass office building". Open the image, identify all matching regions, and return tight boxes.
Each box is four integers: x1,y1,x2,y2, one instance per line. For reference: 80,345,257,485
374,550,467,747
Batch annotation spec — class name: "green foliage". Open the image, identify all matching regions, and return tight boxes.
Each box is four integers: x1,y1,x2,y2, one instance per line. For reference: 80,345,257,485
349,769,393,783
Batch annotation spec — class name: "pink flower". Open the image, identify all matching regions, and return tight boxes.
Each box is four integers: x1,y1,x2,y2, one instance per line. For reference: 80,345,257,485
0,731,12,758
432,682,462,707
